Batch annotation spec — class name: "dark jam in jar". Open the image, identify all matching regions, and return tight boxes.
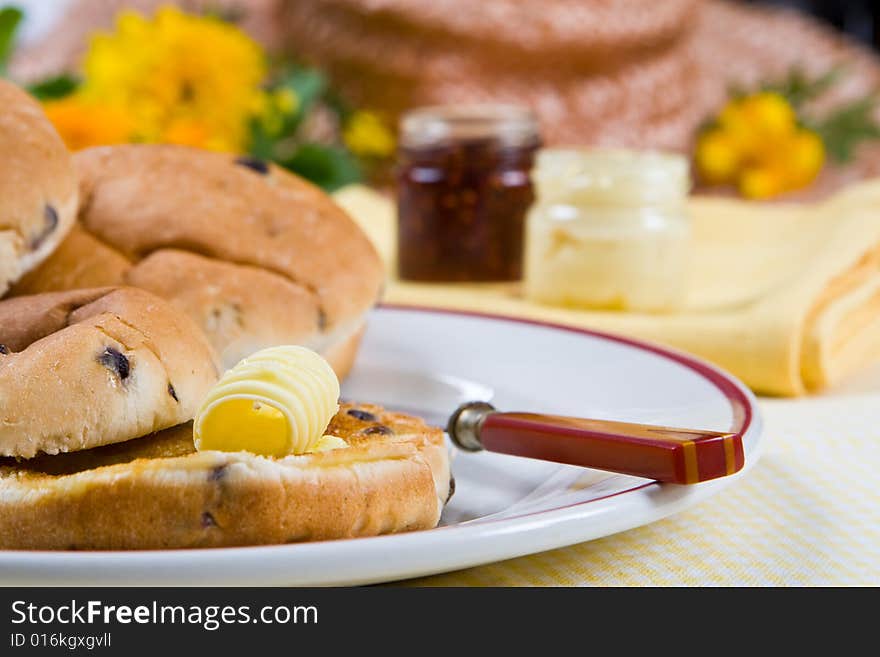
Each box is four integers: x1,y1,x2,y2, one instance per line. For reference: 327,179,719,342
396,105,541,282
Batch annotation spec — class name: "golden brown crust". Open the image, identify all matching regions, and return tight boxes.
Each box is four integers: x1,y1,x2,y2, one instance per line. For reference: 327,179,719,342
13,144,384,372
0,287,220,458
10,224,130,295
12,237,331,371
0,79,78,295
0,403,451,550
126,249,322,368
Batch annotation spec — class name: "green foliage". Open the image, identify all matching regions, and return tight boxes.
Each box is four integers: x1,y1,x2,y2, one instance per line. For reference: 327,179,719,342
248,64,365,191
1,7,373,192
811,95,880,163
0,6,79,101
278,66,326,123
761,67,842,107
27,74,79,100
281,143,362,192
0,5,23,76
764,67,880,163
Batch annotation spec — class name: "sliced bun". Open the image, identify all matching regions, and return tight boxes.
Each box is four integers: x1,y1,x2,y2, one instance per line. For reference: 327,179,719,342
0,287,220,458
0,403,452,549
0,79,77,295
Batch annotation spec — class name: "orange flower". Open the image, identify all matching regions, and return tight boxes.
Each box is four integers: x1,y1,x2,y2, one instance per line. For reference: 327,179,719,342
43,95,134,151
161,118,213,149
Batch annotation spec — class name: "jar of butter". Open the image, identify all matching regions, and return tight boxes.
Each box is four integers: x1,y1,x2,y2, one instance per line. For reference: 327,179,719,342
523,148,691,313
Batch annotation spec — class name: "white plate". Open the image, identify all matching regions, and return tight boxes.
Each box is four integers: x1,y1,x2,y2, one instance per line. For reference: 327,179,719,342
0,306,763,586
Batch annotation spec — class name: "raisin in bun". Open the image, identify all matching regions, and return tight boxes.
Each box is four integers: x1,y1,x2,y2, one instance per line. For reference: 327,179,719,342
0,79,77,296
0,403,452,549
11,144,385,378
0,287,220,458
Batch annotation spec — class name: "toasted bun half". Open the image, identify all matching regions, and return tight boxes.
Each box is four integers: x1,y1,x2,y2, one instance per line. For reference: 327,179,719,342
10,144,385,377
0,79,77,295
0,403,452,550
0,287,220,458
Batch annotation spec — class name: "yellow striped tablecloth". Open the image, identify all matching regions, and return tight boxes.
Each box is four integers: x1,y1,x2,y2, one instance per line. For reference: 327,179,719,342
396,384,880,586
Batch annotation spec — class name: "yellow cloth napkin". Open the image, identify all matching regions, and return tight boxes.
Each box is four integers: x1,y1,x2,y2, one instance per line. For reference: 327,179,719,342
334,181,880,397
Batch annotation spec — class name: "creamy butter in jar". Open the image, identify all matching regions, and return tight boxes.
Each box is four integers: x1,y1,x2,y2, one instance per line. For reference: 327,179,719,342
524,148,691,313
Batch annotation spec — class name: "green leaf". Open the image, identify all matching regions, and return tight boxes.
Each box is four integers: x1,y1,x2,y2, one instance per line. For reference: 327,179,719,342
266,66,326,134
287,68,325,115
762,67,843,108
322,85,354,123
280,143,361,191
0,6,23,76
247,115,278,161
814,95,880,163
27,74,79,100
202,6,245,23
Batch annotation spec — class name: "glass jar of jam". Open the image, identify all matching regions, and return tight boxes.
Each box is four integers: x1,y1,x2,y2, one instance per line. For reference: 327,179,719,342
396,105,541,282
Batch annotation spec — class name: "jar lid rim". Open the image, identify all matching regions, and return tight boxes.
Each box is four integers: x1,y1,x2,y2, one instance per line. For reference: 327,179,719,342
535,147,691,192
400,104,539,147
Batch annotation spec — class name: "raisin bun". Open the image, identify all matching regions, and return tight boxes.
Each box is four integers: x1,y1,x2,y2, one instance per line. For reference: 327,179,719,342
0,403,452,549
0,287,220,458
12,144,385,378
0,79,77,296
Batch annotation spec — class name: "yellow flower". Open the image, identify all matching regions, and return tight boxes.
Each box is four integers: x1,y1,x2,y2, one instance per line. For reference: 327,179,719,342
694,129,741,185
721,92,796,139
785,129,825,188
696,91,824,199
79,5,266,152
738,165,787,200
274,88,299,115
257,88,300,137
343,111,395,158
42,95,135,151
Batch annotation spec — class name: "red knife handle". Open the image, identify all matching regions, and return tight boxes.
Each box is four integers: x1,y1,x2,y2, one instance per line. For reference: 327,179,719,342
449,403,744,484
